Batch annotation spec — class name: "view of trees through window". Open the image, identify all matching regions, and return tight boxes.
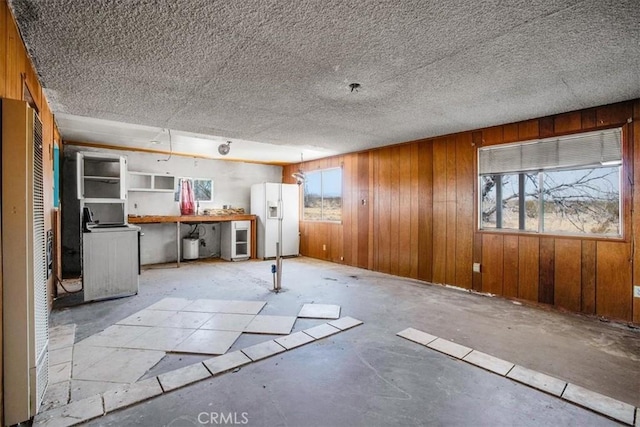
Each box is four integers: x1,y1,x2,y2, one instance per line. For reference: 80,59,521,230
174,178,213,202
303,168,342,221
480,167,620,236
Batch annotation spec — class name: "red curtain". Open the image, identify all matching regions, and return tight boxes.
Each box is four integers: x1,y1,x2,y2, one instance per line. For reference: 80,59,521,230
180,179,196,215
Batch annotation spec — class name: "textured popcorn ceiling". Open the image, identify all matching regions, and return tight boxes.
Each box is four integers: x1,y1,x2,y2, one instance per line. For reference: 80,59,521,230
9,0,640,162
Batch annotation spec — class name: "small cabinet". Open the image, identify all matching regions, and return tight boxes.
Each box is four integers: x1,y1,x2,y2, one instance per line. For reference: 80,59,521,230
128,172,175,192
77,151,127,226
221,221,251,261
77,152,126,200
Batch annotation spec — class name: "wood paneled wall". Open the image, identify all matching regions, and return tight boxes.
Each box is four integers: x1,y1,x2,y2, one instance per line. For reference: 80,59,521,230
284,99,639,324
1,2,60,422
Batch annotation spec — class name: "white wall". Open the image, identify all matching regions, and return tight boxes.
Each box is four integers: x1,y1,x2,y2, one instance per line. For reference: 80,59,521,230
65,145,282,265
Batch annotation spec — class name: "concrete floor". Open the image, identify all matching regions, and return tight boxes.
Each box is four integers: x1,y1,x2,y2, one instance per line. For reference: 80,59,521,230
51,257,639,426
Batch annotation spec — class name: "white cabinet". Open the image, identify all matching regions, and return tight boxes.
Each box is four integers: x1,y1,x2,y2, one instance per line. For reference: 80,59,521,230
77,151,138,302
82,228,139,302
77,152,127,225
128,172,175,192
77,152,126,200
221,221,251,261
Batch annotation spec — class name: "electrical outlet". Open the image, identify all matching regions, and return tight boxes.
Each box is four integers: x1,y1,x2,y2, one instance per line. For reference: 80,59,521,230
634,286,640,298
322,244,326,251
200,239,206,247
472,263,481,273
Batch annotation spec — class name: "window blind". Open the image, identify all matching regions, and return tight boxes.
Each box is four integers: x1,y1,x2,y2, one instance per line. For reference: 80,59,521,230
479,128,622,175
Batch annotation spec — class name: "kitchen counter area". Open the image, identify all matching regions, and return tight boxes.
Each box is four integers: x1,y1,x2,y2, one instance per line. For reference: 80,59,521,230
128,214,258,265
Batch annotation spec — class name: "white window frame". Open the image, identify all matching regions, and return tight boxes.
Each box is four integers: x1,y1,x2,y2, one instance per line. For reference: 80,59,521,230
302,167,343,222
477,128,624,238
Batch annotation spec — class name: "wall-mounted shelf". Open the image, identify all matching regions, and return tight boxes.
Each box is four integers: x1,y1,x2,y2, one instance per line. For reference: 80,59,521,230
128,172,175,192
77,152,126,200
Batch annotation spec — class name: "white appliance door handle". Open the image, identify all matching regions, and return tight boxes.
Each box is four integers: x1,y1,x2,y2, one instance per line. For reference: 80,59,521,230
278,200,283,220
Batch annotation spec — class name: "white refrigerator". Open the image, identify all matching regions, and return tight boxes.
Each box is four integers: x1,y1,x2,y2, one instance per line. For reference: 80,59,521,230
251,183,300,259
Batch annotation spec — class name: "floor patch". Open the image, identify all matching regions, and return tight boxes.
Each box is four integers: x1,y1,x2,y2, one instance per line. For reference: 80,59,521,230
157,363,211,392
35,318,364,426
182,299,266,314
303,323,341,339
426,338,472,359
244,315,296,335
33,394,103,427
241,340,286,361
298,303,341,319
200,313,256,331
506,365,566,397
203,350,252,376
123,327,196,352
146,297,193,311
562,383,635,425
172,330,241,354
463,350,514,376
275,331,316,349
397,327,437,346
75,325,149,348
103,378,163,413
72,348,165,383
328,316,363,331
116,309,176,327
158,311,215,329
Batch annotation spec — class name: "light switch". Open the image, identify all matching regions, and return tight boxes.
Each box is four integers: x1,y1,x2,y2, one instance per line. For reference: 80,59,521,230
472,263,481,273
634,286,640,298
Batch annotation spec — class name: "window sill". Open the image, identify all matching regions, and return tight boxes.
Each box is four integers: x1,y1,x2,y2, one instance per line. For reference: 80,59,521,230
476,228,627,243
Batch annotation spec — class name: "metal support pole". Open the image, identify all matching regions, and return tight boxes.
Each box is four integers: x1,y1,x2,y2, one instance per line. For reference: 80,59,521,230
275,242,282,291
176,221,181,267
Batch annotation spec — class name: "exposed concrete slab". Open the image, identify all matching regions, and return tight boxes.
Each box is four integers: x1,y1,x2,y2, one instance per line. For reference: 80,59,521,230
50,258,639,426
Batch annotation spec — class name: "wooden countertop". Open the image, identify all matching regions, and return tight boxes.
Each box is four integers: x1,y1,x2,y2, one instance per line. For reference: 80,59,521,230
128,214,256,224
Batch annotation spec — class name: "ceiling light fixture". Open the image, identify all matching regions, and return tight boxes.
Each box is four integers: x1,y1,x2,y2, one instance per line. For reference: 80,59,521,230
349,83,361,93
218,141,231,155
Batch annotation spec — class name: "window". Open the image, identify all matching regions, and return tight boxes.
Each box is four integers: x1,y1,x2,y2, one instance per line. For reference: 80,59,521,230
478,128,622,237
303,167,342,221
174,178,214,202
